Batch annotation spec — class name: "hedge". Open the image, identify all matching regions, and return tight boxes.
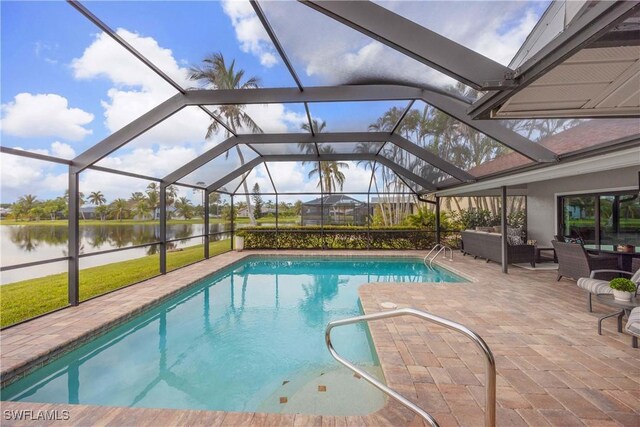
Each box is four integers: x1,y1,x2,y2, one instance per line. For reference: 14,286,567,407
238,226,462,250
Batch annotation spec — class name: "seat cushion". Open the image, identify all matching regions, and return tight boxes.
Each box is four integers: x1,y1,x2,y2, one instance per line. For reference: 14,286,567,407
577,277,614,294
626,307,640,337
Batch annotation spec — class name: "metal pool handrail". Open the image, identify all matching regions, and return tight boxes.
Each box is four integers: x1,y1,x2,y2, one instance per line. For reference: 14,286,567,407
424,244,444,266
325,308,496,427
424,244,454,267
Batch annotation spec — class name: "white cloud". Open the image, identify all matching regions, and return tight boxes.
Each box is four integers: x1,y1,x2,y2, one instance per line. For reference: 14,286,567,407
244,103,307,133
50,141,76,159
71,28,191,135
258,1,543,87
0,151,68,202
72,29,189,91
221,0,278,67
70,26,311,197
0,93,94,141
340,162,374,192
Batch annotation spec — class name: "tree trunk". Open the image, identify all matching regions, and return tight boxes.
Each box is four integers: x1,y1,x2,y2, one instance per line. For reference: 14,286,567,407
235,146,256,225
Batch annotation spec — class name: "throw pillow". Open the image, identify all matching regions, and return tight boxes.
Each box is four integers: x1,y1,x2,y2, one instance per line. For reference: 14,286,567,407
507,227,523,245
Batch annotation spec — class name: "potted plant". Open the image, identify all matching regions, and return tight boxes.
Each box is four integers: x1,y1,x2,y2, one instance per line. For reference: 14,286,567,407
234,230,245,252
609,278,637,302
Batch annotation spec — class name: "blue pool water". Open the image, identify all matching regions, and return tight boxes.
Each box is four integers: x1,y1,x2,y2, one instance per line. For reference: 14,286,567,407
2,257,465,413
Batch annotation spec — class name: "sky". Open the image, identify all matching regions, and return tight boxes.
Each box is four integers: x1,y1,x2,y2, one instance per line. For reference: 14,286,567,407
0,0,550,204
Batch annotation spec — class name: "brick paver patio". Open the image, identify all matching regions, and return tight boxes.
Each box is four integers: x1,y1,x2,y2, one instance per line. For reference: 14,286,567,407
1,250,638,426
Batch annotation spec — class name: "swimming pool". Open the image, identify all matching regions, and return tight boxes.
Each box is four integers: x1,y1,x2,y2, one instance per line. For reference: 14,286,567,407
2,256,465,415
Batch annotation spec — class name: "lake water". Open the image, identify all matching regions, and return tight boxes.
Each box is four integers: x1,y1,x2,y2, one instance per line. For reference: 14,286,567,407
1,223,231,284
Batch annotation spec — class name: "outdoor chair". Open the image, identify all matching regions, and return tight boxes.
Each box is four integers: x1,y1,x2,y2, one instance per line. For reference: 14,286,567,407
626,307,640,348
577,258,640,312
552,240,618,282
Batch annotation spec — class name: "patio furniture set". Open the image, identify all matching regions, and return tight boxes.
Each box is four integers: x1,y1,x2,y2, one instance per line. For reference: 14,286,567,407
459,232,639,346
571,250,640,348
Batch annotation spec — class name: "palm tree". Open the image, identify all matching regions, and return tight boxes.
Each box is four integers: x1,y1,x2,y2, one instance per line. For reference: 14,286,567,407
298,119,326,156
146,183,160,219
189,52,262,225
175,197,194,220
64,190,86,220
95,204,109,221
109,198,129,221
298,120,349,193
88,191,106,206
165,185,178,219
133,200,150,220
18,194,38,211
307,146,349,193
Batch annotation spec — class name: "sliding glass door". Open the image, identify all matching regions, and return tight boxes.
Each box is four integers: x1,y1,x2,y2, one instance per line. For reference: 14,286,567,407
560,195,596,243
559,191,640,245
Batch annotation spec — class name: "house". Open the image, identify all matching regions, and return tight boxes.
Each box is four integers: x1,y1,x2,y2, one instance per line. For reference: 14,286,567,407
301,195,371,226
436,120,640,247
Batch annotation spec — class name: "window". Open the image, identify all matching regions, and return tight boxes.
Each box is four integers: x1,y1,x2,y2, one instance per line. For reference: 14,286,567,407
559,191,640,245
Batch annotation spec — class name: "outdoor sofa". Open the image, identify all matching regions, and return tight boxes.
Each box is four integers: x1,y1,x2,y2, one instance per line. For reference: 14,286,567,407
461,230,535,267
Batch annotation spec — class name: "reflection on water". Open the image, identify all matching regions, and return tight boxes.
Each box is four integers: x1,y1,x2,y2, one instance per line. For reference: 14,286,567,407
1,223,230,284
2,258,462,412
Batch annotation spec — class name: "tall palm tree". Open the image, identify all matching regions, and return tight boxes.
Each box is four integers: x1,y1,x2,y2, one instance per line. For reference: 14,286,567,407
298,119,326,156
307,146,349,193
88,191,106,206
298,120,349,193
189,52,262,225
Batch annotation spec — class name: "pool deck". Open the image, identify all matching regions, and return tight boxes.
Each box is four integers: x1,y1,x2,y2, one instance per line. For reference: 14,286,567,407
1,250,639,426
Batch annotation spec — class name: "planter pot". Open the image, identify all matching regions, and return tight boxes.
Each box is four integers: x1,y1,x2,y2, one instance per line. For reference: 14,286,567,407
612,290,632,302
234,236,245,252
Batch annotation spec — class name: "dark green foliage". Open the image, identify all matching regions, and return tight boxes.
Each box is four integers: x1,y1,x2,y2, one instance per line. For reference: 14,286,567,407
252,183,263,219
453,209,499,229
239,226,462,250
609,278,637,293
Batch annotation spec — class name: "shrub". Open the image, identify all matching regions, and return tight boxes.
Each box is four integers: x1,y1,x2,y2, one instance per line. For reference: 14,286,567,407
609,278,637,293
454,209,498,229
238,226,444,250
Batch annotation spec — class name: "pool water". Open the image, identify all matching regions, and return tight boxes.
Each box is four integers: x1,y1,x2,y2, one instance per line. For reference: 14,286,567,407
2,257,465,414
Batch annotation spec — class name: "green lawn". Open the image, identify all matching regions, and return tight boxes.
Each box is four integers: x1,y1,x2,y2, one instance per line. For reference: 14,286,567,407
0,240,231,328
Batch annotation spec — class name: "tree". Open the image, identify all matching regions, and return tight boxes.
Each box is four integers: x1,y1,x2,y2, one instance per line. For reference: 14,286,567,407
189,52,262,225
95,204,109,221
293,200,303,216
29,206,44,221
307,146,349,193
298,119,326,155
165,185,179,219
252,183,263,219
109,198,130,221
10,202,27,221
132,199,150,220
63,190,86,219
88,191,106,206
18,194,38,212
42,198,66,221
298,121,349,193
175,196,194,219
208,192,221,216
146,183,160,219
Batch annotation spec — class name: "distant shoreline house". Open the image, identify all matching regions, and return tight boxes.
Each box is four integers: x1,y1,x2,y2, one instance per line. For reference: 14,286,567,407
79,206,97,220
301,195,370,226
236,206,276,218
